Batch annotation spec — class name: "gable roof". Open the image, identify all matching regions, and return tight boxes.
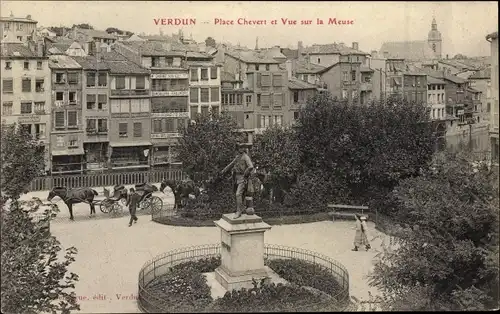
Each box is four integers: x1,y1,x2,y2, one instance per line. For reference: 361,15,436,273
280,48,298,60
427,76,447,85
303,43,368,56
48,55,82,69
75,28,117,40
72,56,110,70
221,71,240,82
225,49,282,64
105,60,149,74
295,61,326,74
1,43,37,58
288,77,317,90
119,41,186,56
379,40,436,60
469,67,491,79
438,59,477,71
423,69,467,84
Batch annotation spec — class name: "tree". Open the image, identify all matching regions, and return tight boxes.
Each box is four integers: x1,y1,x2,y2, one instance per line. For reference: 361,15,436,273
47,26,71,37
205,37,216,48
296,94,436,209
72,23,93,30
1,124,80,313
1,124,45,202
1,201,80,314
368,151,499,311
453,53,468,59
177,110,243,182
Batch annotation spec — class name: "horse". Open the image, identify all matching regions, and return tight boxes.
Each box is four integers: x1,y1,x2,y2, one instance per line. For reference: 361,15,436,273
47,187,99,220
160,179,201,209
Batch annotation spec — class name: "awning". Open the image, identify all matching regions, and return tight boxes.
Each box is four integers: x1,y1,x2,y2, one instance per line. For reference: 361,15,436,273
51,148,85,156
110,141,152,148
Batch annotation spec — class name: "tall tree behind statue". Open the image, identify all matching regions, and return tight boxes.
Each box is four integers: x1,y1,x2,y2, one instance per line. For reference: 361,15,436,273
1,124,80,314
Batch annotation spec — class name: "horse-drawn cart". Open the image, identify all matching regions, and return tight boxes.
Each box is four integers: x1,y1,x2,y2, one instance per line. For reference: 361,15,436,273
100,183,163,216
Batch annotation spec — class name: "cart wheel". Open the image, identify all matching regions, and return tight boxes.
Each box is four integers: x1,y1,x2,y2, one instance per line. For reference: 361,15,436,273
150,196,163,214
110,203,122,217
100,200,111,213
120,198,127,206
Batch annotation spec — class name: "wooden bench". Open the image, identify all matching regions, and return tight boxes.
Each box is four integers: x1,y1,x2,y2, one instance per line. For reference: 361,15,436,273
327,204,370,222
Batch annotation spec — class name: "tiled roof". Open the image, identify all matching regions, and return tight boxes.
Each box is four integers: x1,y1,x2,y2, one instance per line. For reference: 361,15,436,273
105,60,149,74
467,87,481,93
427,76,447,85
48,55,82,69
221,71,240,82
303,43,368,56
438,59,477,70
76,28,117,40
186,51,212,59
423,69,466,84
379,41,436,60
280,48,298,60
288,77,317,90
0,43,37,58
119,41,186,56
295,61,326,74
72,56,110,70
469,67,491,79
101,50,129,61
0,16,37,23
225,49,283,64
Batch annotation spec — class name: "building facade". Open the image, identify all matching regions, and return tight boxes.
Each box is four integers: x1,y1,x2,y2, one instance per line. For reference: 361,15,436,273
1,42,51,172
48,55,84,174
469,68,492,123
221,71,255,131
427,76,447,120
1,14,38,43
288,78,318,124
486,31,498,165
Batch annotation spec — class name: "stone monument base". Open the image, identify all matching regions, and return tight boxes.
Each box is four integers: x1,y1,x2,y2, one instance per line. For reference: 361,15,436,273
214,265,269,291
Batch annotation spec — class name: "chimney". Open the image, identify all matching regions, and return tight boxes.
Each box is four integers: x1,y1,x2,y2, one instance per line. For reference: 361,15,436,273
383,51,389,59
95,43,101,62
306,53,311,69
73,27,76,40
297,41,304,61
37,41,44,57
26,15,31,20
352,42,359,51
371,50,378,59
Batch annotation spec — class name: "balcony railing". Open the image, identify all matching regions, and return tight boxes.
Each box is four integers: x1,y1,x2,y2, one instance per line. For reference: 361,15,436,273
110,89,150,96
361,82,373,91
86,128,109,134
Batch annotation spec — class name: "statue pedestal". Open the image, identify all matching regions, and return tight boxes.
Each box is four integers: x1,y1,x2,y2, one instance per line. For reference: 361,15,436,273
214,213,272,291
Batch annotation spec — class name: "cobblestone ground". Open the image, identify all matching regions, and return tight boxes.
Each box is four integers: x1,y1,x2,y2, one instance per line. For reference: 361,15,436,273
22,189,389,313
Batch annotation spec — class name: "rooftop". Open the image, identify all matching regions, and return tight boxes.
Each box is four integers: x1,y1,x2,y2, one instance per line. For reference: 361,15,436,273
72,56,110,70
288,77,318,90
1,43,37,58
427,76,447,85
119,41,186,56
225,48,284,64
105,60,149,74
423,69,467,84
48,55,82,69
221,71,241,82
0,14,37,23
360,66,374,73
280,48,298,60
303,43,368,56
75,28,117,40
379,40,436,61
469,67,491,79
438,59,477,71
295,61,326,74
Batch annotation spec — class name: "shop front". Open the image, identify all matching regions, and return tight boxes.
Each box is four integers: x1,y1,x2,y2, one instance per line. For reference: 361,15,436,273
151,136,183,169
109,142,152,170
84,142,109,172
51,148,85,175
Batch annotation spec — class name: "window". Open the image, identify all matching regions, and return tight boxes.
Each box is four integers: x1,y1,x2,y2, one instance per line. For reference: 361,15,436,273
22,78,31,92
165,57,173,66
351,70,356,81
21,124,32,135
34,102,45,113
115,77,125,89
274,115,282,126
352,90,358,100
342,71,348,81
200,88,209,102
201,106,209,117
237,94,243,105
229,94,235,105
87,119,97,131
5,62,12,70
136,76,145,89
68,136,78,147
255,64,260,71
261,74,271,87
487,103,491,112
342,89,348,99
246,95,252,106
210,67,218,79
272,74,282,87
56,92,65,102
212,106,220,115
98,73,107,87
190,68,199,81
190,107,198,121
67,72,78,84
87,72,96,87
56,136,64,147
24,61,29,70
86,94,96,109
17,36,23,41
190,88,199,103
165,118,175,132
265,64,270,71
119,123,128,137
97,94,107,110
151,57,160,67
273,93,283,107
2,79,13,93
317,58,321,64
37,61,42,70
21,102,32,114
210,87,219,102
55,73,66,83
201,68,208,80
303,74,309,82
69,92,77,105
257,94,261,106
98,119,107,132
133,122,142,137
67,111,77,127
34,123,46,139
261,94,271,108
35,79,44,92
2,102,13,115
294,111,299,120
55,112,65,128
293,91,299,103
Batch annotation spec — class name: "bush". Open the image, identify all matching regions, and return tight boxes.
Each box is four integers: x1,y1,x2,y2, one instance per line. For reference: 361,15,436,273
267,258,344,298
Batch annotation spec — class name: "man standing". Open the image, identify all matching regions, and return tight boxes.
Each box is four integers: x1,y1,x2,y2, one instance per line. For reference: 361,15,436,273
126,188,140,227
221,143,254,218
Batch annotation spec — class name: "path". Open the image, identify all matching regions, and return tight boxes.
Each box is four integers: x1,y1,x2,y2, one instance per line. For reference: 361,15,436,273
22,190,388,313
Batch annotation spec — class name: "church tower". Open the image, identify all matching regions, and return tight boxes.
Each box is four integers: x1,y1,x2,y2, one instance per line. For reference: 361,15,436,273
427,17,442,59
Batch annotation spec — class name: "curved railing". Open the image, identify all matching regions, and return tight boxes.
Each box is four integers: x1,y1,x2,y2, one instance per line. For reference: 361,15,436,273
138,244,350,313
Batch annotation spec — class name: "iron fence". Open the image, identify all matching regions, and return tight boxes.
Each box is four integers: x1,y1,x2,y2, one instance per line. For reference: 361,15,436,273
138,244,350,313
29,170,188,191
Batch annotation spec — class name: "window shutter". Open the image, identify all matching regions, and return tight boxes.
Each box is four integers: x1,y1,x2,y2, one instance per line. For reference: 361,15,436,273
261,74,271,86
98,94,107,103
257,73,262,87
55,112,65,127
210,67,217,79
135,76,145,89
133,122,142,137
273,93,283,107
87,94,96,102
190,88,199,103
261,94,271,107
257,114,261,128
269,115,274,127
272,74,282,87
119,123,128,134
67,111,77,126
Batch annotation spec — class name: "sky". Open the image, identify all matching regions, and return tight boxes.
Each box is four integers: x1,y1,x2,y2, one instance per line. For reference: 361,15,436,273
1,1,498,57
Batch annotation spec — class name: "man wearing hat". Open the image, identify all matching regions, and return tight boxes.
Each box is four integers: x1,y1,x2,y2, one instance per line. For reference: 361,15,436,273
221,142,254,218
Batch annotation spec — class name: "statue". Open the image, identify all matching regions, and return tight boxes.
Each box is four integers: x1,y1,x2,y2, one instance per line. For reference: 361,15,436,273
220,142,255,218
